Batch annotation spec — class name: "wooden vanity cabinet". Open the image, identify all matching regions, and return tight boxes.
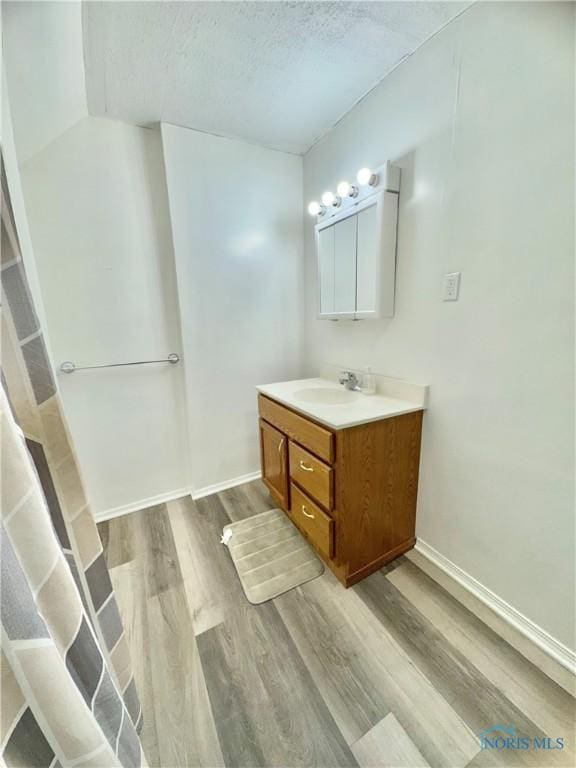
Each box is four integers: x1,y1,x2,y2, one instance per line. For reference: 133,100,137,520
258,393,423,587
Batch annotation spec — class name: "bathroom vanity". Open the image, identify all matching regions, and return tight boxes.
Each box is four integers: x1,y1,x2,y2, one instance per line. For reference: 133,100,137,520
256,377,427,587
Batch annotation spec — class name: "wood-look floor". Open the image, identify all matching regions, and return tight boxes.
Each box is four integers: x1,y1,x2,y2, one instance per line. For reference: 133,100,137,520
98,481,575,768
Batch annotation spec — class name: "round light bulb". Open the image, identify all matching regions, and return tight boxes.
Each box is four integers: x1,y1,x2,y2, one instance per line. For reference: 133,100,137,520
321,190,335,207
357,167,379,186
337,180,358,198
308,201,325,216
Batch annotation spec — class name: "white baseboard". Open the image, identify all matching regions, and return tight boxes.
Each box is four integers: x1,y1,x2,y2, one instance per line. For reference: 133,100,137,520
413,539,576,675
94,471,263,522
191,470,262,500
94,487,191,522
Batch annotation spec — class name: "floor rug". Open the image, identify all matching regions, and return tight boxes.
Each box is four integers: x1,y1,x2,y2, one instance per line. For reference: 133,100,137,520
222,508,324,604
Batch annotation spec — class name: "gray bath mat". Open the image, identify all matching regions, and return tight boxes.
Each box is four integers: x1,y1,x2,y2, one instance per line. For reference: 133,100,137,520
222,508,324,604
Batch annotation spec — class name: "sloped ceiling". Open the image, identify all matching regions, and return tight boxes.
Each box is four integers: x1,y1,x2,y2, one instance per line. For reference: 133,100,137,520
83,0,472,154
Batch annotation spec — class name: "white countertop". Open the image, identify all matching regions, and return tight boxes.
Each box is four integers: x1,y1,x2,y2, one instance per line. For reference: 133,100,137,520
255,377,427,430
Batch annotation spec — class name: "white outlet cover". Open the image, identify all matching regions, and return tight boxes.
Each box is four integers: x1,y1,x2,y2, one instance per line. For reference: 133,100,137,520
442,272,461,301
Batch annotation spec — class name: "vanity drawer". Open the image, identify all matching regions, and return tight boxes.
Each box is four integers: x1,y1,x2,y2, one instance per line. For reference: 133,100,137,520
290,483,334,560
258,394,334,463
289,442,333,510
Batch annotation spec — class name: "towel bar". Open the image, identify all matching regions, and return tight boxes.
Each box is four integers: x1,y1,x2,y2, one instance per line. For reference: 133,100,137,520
59,353,180,374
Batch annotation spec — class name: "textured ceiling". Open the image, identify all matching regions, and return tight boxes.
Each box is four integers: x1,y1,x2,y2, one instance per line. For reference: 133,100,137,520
83,1,471,154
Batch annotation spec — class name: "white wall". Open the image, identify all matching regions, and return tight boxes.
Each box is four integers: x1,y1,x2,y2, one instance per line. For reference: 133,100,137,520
20,116,189,516
1,70,52,353
303,1,575,650
161,124,303,492
2,0,87,163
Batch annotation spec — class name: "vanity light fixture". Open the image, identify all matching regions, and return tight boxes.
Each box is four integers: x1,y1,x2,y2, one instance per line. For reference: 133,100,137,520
321,190,341,208
308,201,326,216
357,167,379,187
337,180,359,199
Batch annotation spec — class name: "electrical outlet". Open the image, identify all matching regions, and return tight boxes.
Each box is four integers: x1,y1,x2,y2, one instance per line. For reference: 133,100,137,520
442,272,461,301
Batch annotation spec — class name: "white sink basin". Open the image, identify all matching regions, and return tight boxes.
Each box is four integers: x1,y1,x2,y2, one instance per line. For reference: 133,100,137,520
293,387,360,405
256,377,427,429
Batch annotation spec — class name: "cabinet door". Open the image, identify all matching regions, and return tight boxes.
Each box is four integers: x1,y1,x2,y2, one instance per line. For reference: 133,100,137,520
356,203,378,315
333,216,357,315
259,419,288,509
318,225,335,316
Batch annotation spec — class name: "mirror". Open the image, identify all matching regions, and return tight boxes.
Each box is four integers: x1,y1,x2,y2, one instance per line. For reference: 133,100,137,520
315,189,398,320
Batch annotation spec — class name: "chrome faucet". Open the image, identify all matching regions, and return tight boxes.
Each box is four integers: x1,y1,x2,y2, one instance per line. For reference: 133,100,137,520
339,371,362,391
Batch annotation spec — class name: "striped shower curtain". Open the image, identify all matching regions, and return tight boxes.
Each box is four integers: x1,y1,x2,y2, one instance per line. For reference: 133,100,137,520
1,157,146,767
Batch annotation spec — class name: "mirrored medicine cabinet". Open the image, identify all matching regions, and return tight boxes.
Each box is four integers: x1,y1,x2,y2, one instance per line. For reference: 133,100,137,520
314,162,400,320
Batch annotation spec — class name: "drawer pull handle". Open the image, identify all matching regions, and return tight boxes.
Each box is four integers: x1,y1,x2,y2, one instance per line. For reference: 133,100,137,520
299,460,314,472
301,505,315,519
278,438,284,454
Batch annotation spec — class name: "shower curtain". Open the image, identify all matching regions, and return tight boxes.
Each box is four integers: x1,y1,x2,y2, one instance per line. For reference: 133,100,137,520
1,157,145,767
